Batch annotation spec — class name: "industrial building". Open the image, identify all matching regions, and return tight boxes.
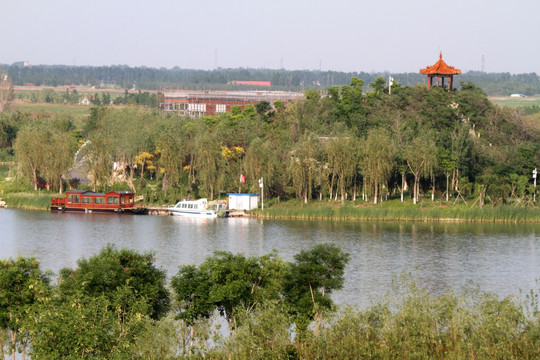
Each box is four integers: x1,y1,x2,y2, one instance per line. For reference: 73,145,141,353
161,90,304,116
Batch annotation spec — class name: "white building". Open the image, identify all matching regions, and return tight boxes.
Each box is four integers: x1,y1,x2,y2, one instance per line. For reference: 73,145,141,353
227,193,260,210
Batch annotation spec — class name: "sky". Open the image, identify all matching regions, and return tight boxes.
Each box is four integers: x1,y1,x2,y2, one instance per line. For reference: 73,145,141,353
1,0,539,74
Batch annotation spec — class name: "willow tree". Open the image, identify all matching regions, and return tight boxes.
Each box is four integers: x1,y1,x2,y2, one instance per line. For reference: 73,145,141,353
42,130,77,193
83,134,114,192
154,119,187,193
0,77,15,114
14,125,51,191
288,133,322,203
325,135,359,204
244,138,273,193
361,127,395,204
194,128,225,200
405,131,438,204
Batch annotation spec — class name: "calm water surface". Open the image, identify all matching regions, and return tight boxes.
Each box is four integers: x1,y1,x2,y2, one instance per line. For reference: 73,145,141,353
1,208,539,307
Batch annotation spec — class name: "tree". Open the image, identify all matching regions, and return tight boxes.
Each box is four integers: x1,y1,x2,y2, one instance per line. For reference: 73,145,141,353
194,127,225,200
325,135,359,204
288,133,322,203
438,147,458,201
405,131,438,204
283,244,350,337
361,127,396,204
14,125,49,191
0,257,51,360
0,76,15,113
43,127,77,193
29,289,147,360
58,245,170,320
82,134,114,192
170,265,214,354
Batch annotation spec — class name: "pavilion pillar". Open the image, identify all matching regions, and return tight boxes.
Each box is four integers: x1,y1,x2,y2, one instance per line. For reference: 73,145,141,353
450,76,454,91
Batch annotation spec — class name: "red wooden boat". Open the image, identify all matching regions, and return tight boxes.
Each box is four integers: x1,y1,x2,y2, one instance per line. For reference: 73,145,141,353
51,190,147,214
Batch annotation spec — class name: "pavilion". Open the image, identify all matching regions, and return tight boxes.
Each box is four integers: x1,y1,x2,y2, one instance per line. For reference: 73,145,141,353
420,52,461,90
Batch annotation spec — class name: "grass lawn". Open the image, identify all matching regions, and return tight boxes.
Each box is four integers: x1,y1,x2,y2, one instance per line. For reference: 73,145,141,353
489,95,540,108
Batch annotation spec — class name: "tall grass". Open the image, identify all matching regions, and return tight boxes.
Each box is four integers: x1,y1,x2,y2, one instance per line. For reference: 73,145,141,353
259,200,540,223
3,192,52,210
197,276,540,360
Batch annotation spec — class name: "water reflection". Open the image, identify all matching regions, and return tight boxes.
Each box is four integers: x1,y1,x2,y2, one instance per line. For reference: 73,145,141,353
1,209,539,308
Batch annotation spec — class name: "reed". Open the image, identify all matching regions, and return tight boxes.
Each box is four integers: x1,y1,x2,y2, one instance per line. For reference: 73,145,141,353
259,200,540,223
3,192,52,210
206,276,540,360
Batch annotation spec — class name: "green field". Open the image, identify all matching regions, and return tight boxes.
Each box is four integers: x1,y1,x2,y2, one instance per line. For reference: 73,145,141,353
14,102,92,120
489,95,540,108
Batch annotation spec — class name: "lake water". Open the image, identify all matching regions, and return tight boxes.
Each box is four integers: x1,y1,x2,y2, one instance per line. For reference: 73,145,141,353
1,208,539,307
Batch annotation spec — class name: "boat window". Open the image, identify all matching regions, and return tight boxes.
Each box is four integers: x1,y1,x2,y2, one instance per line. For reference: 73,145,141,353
107,197,114,204
68,194,80,203
82,197,92,204
95,197,105,204
121,198,125,204
113,198,119,204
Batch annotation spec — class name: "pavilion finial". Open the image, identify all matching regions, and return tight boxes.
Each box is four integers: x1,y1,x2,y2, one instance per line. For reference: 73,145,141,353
440,51,443,59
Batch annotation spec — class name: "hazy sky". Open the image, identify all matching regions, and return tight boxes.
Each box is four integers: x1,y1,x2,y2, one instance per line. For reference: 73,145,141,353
2,0,539,74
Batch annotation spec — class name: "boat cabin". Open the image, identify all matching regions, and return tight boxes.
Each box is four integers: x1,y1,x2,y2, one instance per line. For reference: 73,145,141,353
51,190,143,213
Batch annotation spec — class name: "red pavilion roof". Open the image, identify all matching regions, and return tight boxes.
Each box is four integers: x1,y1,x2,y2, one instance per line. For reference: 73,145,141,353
420,52,461,75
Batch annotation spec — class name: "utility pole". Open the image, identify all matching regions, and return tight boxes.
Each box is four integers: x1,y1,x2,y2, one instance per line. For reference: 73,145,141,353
259,177,264,210
533,168,537,202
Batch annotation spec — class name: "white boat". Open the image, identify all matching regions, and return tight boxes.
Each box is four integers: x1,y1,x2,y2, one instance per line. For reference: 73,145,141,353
167,198,218,217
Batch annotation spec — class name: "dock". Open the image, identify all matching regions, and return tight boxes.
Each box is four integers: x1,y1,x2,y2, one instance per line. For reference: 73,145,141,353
146,206,170,216
145,206,248,218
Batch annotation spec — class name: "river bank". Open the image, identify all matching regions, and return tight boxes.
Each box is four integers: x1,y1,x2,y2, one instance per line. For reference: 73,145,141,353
251,199,540,223
2,192,540,223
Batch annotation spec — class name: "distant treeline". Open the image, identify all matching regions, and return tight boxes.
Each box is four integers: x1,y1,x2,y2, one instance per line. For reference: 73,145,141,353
2,63,540,95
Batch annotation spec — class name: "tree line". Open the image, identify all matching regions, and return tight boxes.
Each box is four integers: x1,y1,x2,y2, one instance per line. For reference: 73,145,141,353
0,244,349,359
5,78,539,207
2,63,540,95
1,245,538,359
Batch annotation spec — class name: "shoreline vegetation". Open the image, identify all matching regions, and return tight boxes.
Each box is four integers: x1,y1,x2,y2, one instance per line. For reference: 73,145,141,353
1,245,539,359
1,75,539,226
2,192,539,223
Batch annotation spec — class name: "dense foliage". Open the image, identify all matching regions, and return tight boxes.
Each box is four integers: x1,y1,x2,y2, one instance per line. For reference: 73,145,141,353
1,247,538,359
2,63,540,95
1,77,539,210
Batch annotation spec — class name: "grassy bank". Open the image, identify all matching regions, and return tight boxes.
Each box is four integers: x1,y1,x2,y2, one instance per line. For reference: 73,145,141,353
256,199,540,223
1,192,52,210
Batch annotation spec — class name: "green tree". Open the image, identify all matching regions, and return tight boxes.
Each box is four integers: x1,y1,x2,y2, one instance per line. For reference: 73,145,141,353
171,265,214,354
325,135,359,204
29,289,147,360
14,124,49,191
288,133,322,203
196,251,285,333
58,245,170,320
0,77,15,113
0,257,51,360
361,127,396,204
283,243,350,338
405,131,438,204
